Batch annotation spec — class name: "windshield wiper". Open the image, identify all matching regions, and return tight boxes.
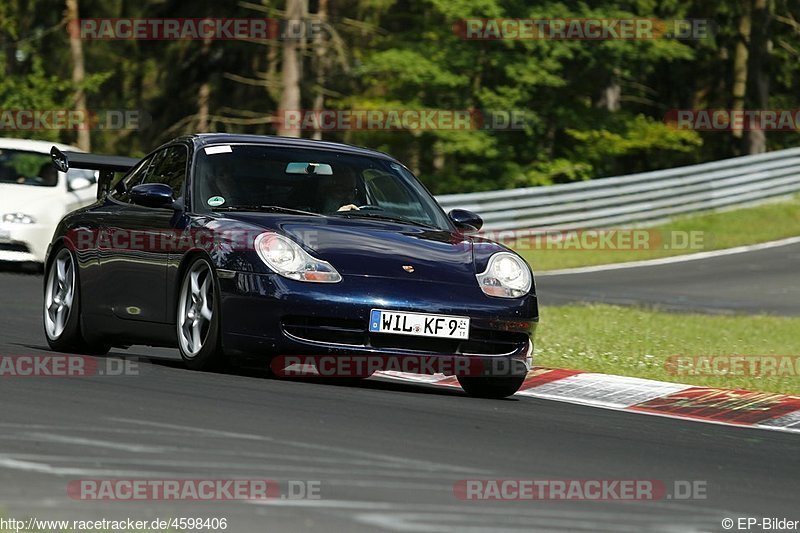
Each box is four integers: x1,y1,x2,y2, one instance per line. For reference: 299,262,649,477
213,205,322,217
333,211,437,229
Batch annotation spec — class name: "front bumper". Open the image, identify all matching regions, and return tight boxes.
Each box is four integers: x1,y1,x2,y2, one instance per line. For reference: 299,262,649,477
0,223,50,263
219,271,538,376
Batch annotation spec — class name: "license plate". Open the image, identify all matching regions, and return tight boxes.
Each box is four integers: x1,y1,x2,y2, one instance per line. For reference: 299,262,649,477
369,309,470,340
0,229,10,243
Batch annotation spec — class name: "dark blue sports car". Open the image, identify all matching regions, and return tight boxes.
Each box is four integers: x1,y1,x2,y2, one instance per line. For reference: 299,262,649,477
44,134,538,398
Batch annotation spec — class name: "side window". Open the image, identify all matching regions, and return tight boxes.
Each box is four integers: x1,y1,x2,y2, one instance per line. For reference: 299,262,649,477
110,156,153,204
144,145,188,199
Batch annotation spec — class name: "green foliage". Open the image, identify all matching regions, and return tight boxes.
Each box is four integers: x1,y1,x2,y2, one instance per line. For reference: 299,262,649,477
523,159,595,187
566,114,703,176
0,0,797,191
0,55,74,142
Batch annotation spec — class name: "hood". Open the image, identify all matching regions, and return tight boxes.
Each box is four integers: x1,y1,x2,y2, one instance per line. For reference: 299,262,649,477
0,183,63,215
220,213,489,284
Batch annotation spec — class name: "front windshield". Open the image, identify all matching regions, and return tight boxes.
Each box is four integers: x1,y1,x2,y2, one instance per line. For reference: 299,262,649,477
0,148,59,187
194,144,451,230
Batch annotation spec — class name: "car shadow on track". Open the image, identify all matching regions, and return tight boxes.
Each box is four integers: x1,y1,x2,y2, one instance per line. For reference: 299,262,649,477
126,349,477,398
11,342,518,400
0,262,43,275
98,346,465,397
221,361,473,398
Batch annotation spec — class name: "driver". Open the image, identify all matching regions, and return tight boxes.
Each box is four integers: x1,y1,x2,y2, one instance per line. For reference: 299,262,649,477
318,173,361,213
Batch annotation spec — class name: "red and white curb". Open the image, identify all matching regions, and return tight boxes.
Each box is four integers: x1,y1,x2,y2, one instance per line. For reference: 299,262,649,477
375,368,800,435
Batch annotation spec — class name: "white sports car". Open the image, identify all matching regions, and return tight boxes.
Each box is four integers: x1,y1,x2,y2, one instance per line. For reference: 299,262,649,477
0,138,98,265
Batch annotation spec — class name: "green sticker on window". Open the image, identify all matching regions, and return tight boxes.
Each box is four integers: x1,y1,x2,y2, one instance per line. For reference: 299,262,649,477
207,196,225,207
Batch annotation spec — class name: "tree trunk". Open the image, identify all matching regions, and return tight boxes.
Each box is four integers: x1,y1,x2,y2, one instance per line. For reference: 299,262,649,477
66,0,90,151
408,140,421,176
277,0,306,137
745,0,771,154
197,38,212,132
596,68,621,112
311,0,328,140
732,0,752,145
197,83,211,132
267,34,280,101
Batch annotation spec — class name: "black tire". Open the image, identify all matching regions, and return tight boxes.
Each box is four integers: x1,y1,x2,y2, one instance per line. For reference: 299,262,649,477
43,246,110,355
457,375,526,399
176,256,226,370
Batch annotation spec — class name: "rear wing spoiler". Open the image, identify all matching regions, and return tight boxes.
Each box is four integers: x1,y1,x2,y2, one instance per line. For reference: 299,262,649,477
50,146,140,200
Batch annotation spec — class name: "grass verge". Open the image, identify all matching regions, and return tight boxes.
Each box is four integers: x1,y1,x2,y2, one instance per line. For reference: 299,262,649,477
513,195,800,271
534,304,800,395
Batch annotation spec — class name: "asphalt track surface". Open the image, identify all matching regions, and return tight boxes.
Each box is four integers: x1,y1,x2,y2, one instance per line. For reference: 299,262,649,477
0,260,798,532
537,241,800,315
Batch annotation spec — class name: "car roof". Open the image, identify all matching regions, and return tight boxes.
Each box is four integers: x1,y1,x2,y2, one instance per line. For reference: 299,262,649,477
0,137,80,154
171,133,398,163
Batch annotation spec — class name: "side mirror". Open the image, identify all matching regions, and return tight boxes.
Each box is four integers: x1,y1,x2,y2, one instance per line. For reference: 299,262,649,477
448,209,483,232
68,176,93,192
130,183,175,208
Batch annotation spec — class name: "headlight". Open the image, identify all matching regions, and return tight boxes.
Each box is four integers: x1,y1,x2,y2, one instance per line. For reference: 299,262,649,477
476,252,532,298
2,213,36,224
255,232,341,283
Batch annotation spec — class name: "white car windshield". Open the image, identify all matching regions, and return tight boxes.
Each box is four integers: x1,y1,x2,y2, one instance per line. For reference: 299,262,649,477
0,148,59,187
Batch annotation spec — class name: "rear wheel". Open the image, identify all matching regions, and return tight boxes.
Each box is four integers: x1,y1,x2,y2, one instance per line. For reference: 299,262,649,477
457,375,526,399
43,247,109,355
177,257,225,370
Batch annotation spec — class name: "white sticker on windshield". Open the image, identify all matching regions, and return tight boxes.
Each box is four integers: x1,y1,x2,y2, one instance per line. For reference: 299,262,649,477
207,196,226,207
205,145,233,155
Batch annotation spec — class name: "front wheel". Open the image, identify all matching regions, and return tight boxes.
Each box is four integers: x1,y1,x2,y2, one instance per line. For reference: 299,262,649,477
177,257,225,370
457,375,526,399
43,247,109,355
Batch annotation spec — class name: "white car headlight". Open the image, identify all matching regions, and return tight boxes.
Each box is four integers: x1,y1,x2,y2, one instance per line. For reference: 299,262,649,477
255,232,341,283
476,252,532,298
2,213,36,224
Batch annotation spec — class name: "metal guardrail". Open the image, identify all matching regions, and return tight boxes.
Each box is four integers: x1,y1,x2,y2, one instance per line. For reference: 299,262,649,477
435,148,800,230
